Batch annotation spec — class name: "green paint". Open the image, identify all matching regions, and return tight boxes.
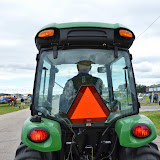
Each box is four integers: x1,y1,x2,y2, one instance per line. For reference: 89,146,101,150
38,22,130,32
21,117,62,152
115,114,157,148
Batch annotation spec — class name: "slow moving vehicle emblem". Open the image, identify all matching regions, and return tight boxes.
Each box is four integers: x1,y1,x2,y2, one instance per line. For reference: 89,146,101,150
67,86,110,123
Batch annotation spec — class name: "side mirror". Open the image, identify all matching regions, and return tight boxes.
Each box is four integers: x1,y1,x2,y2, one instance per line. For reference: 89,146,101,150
97,67,106,73
54,67,59,73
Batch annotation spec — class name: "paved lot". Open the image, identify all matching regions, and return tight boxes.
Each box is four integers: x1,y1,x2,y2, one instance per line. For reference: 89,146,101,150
140,105,160,112
0,108,30,160
0,107,159,160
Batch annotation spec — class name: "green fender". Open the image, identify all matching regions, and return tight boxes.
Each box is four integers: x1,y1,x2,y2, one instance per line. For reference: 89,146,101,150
115,114,157,148
21,117,62,152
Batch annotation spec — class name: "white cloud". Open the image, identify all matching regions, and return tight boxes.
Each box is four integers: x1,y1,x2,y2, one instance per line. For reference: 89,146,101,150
0,0,160,93
0,39,20,47
133,61,152,73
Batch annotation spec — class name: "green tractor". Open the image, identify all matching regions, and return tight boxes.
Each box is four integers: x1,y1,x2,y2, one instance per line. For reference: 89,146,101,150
15,22,160,160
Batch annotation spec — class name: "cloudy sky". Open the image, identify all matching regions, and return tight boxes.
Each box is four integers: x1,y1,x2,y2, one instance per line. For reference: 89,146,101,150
0,0,160,94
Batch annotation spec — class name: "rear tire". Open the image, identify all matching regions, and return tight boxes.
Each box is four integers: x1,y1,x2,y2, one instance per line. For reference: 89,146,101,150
119,143,160,160
14,142,58,160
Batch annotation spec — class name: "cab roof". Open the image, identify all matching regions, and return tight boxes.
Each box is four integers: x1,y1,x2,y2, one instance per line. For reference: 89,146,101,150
38,22,131,33
35,22,135,50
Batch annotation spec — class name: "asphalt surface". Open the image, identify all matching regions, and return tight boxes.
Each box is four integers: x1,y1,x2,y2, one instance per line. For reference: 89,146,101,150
0,106,159,160
140,105,160,112
0,108,30,160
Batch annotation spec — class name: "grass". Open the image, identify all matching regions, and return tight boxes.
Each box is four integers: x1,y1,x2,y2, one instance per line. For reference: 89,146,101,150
0,100,30,115
139,96,159,106
140,110,160,136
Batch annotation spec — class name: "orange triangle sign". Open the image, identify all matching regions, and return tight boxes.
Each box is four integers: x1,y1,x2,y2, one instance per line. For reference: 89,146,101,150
67,86,110,123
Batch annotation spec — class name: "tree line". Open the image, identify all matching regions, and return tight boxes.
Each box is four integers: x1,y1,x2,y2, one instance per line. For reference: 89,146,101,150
136,84,160,93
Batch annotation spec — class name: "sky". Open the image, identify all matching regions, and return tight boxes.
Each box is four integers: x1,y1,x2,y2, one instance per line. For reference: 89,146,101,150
0,0,160,94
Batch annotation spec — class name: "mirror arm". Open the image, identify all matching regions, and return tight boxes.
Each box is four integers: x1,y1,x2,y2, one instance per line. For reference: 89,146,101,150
53,45,58,59
114,46,118,58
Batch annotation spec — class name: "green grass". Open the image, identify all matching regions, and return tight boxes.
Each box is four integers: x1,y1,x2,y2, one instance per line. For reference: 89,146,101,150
0,100,29,115
139,96,159,106
140,110,160,136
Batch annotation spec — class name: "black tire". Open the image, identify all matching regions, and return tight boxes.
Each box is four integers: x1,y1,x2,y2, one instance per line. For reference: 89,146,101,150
148,142,159,150
119,143,160,160
14,142,58,160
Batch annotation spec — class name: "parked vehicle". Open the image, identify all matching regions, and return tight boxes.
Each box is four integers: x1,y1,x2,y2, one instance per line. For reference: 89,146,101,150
0,96,15,103
15,22,160,160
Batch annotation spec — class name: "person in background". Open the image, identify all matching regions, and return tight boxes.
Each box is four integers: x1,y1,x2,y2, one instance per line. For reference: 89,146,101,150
13,96,17,107
9,97,12,106
28,96,31,106
20,97,25,109
153,94,157,103
149,94,151,103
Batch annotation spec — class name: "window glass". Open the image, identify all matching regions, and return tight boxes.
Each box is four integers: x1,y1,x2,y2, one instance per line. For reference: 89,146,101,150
35,49,136,125
38,60,51,106
111,57,132,111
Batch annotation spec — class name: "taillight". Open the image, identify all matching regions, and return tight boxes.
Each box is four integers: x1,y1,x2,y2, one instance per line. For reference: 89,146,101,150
131,124,151,138
38,29,54,37
28,128,49,143
119,29,133,38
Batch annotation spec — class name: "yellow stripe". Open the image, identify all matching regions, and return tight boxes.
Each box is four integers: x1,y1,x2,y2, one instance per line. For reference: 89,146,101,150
159,147,160,151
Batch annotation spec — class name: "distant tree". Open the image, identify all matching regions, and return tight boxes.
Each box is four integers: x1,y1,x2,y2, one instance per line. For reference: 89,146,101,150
150,84,160,88
118,84,125,91
136,84,147,93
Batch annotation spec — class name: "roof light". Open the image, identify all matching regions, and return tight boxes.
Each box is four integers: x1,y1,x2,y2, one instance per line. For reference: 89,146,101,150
67,86,110,123
38,29,54,37
28,128,49,143
131,124,151,138
119,29,133,38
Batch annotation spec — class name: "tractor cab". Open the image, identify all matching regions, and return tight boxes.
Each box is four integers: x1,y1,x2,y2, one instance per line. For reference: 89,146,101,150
32,22,138,126
15,22,159,160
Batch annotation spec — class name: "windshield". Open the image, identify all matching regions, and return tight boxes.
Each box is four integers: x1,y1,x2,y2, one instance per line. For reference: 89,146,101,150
34,49,138,126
